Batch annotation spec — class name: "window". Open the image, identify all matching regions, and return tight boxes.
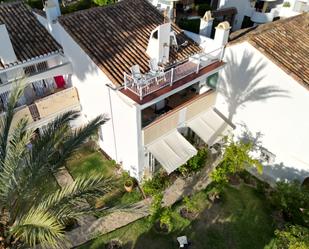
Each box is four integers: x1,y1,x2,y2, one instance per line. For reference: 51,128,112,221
206,72,219,89
153,30,158,39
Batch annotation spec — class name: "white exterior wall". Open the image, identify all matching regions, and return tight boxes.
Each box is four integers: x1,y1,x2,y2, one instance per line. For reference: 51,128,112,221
35,15,143,179
215,41,309,183
218,0,254,30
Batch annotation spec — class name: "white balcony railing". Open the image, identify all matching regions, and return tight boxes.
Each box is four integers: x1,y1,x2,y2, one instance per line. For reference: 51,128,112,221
124,47,224,100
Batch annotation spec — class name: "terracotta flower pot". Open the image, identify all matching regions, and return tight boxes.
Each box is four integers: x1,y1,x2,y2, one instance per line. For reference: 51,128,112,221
124,179,134,192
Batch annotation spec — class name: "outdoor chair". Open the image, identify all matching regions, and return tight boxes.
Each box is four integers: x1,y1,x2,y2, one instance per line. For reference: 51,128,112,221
130,64,145,87
148,58,165,84
177,235,189,248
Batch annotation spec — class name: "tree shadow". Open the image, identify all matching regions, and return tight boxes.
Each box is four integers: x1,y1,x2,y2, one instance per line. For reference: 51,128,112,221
218,50,289,121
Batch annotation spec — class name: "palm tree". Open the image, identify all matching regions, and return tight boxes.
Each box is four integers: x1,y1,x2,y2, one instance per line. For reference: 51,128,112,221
0,82,112,249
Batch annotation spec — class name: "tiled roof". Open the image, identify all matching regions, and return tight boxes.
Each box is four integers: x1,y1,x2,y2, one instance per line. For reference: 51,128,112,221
229,13,309,86
59,0,202,86
0,2,62,69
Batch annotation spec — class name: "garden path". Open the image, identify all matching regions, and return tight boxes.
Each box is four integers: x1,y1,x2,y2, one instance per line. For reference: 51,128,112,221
64,153,222,248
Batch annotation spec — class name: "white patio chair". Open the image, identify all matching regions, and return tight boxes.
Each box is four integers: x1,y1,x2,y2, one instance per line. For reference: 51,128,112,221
177,235,188,248
148,58,165,84
130,64,145,87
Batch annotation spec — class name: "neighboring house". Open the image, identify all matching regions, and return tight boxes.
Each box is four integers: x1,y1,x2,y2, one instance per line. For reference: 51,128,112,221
0,2,80,132
150,0,308,30
213,14,309,183
35,0,233,180
217,0,309,30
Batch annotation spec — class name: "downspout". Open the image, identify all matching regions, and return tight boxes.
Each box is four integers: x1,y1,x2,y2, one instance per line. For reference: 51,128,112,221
106,84,118,162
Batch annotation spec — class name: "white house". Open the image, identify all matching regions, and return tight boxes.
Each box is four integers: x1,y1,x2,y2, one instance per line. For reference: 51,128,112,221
213,13,309,184
0,2,80,133
149,0,308,31
34,0,234,181
217,0,309,30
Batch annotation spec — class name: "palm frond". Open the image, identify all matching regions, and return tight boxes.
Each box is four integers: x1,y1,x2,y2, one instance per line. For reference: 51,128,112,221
39,175,114,223
50,115,107,170
0,80,26,162
10,208,66,249
0,118,33,209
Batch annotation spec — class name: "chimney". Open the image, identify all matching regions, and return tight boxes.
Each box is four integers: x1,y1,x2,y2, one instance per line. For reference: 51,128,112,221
0,24,17,65
146,23,171,64
214,21,231,46
199,11,213,38
44,0,61,23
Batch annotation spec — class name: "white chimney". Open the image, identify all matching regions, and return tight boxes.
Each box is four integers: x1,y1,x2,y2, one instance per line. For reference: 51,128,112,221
44,0,61,23
146,23,171,64
214,21,231,46
0,24,17,65
199,11,213,38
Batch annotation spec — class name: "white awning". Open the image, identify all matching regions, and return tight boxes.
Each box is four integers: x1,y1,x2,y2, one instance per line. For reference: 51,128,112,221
147,130,197,174
188,108,233,146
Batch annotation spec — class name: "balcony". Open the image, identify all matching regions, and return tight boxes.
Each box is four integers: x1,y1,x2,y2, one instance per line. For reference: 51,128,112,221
143,90,217,145
0,54,72,89
123,47,224,101
4,87,80,131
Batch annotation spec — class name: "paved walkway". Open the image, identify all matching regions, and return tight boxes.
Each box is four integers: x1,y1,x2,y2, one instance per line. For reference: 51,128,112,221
65,153,222,248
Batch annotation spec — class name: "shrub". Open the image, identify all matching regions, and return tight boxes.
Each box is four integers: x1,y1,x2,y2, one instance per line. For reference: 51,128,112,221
211,136,263,185
142,171,169,196
159,208,173,232
178,148,208,176
178,18,201,34
61,0,95,14
149,193,163,224
266,225,309,249
270,181,309,226
183,196,197,213
195,3,211,16
283,2,291,7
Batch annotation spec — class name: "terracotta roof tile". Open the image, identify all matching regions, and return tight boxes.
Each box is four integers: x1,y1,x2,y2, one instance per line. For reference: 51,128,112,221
0,1,62,69
59,0,202,86
229,13,309,86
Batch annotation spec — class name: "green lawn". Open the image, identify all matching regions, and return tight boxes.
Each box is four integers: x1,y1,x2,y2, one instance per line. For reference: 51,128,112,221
78,184,276,249
66,147,143,208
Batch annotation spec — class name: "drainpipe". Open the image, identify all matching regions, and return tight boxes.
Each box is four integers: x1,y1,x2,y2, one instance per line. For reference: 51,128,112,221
106,84,118,162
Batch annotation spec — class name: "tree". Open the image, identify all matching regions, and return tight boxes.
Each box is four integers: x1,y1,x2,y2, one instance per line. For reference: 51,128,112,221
270,181,309,226
266,225,309,249
211,135,263,185
0,83,112,248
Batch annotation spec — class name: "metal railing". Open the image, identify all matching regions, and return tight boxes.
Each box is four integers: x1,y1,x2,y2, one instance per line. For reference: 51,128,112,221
124,47,224,100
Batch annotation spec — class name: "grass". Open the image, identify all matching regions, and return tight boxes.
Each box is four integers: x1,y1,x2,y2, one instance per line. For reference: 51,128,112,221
66,146,143,209
66,147,116,179
78,184,276,249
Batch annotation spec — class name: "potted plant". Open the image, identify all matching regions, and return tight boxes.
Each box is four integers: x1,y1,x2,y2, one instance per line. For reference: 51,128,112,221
105,239,122,249
124,179,134,192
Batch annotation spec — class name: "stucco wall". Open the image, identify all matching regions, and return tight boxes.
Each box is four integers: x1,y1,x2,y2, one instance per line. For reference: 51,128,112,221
218,0,254,30
36,15,143,179
215,41,309,183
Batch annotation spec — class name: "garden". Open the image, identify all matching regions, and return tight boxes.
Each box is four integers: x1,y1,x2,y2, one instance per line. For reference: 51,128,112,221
74,137,309,249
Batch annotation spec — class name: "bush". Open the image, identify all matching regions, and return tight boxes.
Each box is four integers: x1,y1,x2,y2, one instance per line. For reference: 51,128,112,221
61,0,95,14
183,196,197,213
178,18,201,34
149,193,163,224
159,208,173,232
270,181,309,226
211,136,263,186
283,2,291,7
178,148,208,176
142,172,169,196
195,3,211,16
266,225,309,249
26,0,44,9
